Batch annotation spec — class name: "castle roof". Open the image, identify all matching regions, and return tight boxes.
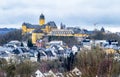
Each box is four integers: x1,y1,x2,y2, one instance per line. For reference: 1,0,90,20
22,21,57,29
22,22,46,29
47,21,57,28
22,22,40,28
40,13,45,19
33,28,44,33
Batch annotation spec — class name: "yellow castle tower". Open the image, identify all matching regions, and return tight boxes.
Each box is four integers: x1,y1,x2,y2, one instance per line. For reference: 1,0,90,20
39,13,45,25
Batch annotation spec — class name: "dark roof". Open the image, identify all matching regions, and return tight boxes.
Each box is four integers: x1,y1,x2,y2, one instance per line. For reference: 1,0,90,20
33,28,44,33
22,22,41,29
40,13,45,19
21,48,28,53
73,29,94,34
45,50,54,56
66,27,82,34
73,29,81,34
101,27,105,32
85,31,94,35
40,52,46,56
50,45,59,50
47,21,57,28
12,49,20,54
22,21,57,33
22,22,46,29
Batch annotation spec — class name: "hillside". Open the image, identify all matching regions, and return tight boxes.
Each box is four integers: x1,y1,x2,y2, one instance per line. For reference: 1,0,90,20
0,28,16,35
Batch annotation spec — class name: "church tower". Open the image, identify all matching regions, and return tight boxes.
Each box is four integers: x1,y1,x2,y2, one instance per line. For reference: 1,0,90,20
39,13,45,25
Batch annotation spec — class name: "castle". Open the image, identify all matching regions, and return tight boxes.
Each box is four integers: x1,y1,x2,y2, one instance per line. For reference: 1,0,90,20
22,14,89,44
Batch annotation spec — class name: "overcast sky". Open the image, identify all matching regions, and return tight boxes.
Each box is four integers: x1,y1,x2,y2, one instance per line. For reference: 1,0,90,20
0,0,120,32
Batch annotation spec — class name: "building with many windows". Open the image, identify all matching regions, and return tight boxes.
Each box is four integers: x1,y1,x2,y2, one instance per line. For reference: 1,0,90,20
22,14,89,44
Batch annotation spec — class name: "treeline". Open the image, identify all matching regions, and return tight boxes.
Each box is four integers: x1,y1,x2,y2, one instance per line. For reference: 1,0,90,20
90,31,120,45
74,48,120,77
0,29,22,45
0,59,38,77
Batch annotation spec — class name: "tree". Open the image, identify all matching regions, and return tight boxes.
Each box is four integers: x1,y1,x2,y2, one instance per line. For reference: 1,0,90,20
97,59,112,77
74,48,106,77
37,52,40,62
63,52,76,71
90,31,120,45
5,64,16,77
0,58,7,69
0,29,22,45
91,31,105,40
72,47,120,77
27,38,33,47
16,61,37,77
1,59,17,77
21,42,24,47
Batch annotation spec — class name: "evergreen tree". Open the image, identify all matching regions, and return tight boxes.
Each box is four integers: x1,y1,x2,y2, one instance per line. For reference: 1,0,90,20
27,38,33,48
37,52,40,62
66,52,74,71
21,42,24,47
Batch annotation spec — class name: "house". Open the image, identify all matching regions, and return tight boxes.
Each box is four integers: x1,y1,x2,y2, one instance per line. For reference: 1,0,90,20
0,46,14,62
30,47,58,61
58,46,64,52
72,67,82,77
12,47,28,55
36,39,45,48
94,40,107,47
50,45,59,51
0,50,19,63
47,70,56,77
45,49,58,60
29,49,38,62
44,70,64,77
56,73,64,77
38,51,47,61
49,45,59,54
104,40,118,49
72,45,79,55
65,67,82,77
82,38,92,50
0,51,11,62
4,40,21,48
29,49,48,62
35,70,45,77
0,46,13,52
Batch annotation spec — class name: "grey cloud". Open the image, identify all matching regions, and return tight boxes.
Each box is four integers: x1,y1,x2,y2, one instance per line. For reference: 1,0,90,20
0,0,120,31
